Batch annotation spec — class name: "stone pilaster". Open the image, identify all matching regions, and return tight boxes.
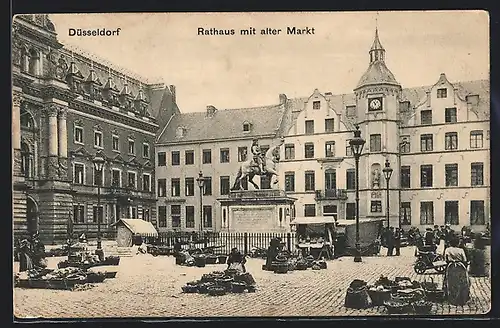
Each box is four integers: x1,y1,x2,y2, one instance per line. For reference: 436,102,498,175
46,104,59,180
58,107,68,180
12,91,22,177
38,185,73,244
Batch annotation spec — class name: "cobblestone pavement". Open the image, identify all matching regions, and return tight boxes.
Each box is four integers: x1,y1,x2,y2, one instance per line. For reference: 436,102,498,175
14,247,491,318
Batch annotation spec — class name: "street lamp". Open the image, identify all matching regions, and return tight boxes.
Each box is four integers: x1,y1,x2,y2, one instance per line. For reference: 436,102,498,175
382,159,393,228
349,125,365,263
93,155,105,258
196,171,205,236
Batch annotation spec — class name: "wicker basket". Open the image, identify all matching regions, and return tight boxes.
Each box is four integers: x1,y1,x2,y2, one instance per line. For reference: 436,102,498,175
217,255,227,264
368,289,391,306
207,285,227,296
273,262,289,274
206,256,218,265
384,300,412,314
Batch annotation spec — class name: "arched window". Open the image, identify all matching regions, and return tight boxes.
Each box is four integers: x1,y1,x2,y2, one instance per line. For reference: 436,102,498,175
28,48,40,76
21,47,30,73
21,142,34,178
20,108,35,130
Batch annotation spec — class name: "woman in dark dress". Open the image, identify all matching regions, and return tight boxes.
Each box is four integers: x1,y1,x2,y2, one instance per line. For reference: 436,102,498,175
443,237,470,305
227,247,247,273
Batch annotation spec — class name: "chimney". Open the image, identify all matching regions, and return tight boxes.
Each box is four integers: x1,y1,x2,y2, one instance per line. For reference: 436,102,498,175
325,92,333,96
206,105,217,118
279,94,287,105
169,85,176,103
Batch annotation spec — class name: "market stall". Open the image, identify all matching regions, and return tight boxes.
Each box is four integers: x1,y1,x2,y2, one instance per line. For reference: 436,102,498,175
335,218,384,256
290,216,336,260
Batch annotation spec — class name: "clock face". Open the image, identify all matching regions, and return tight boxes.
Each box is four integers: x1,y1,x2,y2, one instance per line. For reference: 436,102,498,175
369,98,383,111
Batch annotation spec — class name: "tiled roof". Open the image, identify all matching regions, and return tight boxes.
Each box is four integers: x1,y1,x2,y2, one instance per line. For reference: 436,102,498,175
157,104,287,144
356,61,400,89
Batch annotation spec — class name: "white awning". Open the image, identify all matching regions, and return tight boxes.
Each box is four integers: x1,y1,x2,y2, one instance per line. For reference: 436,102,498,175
290,216,336,225
111,219,158,237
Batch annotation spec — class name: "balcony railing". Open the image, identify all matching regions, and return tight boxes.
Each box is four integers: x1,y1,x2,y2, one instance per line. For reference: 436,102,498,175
315,189,348,201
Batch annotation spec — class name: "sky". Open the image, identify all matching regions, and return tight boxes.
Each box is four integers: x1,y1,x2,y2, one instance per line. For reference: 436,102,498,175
49,11,489,113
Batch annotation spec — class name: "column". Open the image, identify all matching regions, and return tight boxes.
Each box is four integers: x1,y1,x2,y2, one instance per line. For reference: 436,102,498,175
58,107,68,180
12,91,22,177
47,104,59,179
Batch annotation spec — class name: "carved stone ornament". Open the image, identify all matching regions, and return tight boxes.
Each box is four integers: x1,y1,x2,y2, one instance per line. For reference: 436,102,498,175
46,49,59,78
13,92,23,107
56,55,68,80
48,156,59,179
59,158,68,180
46,104,60,117
11,25,23,66
371,168,381,188
58,107,68,119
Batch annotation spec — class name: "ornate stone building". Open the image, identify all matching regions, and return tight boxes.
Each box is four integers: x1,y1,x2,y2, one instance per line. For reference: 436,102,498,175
12,15,179,243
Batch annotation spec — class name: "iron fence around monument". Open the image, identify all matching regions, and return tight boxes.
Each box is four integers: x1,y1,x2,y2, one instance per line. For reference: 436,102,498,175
143,231,297,256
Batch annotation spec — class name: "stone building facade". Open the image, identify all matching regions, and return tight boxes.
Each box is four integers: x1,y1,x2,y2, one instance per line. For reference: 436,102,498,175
157,28,490,232
12,15,179,243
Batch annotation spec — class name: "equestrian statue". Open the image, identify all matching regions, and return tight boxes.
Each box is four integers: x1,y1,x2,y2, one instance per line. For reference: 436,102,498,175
231,137,285,191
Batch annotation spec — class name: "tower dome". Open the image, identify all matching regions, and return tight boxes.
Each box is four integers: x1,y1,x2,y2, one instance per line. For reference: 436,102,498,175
355,28,400,90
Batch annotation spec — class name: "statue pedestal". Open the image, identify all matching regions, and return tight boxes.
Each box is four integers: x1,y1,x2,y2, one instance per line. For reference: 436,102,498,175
218,189,296,233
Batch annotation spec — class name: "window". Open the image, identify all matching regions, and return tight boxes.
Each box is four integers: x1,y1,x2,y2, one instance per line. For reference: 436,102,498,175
203,149,212,164
470,131,483,148
371,200,382,213
400,202,411,225
346,203,356,220
93,167,103,186
128,139,135,155
243,123,251,132
346,140,353,156
304,143,314,158
127,172,136,189
305,120,314,134
171,151,180,166
420,165,433,187
437,88,447,98
220,148,230,163
285,172,295,192
400,136,410,153
305,171,315,191
171,205,181,228
284,144,295,160
445,164,458,187
346,169,355,190
74,126,84,144
220,176,230,195
325,141,336,157
143,143,150,158
129,206,137,219
73,205,85,223
185,177,194,196
369,134,381,152
445,107,457,123
203,205,213,228
112,169,121,187
325,169,336,190
93,205,104,223
445,201,459,225
202,177,212,196
94,131,103,148
143,208,150,222
420,134,433,151
313,101,321,110
471,163,484,186
445,132,458,150
401,166,410,188
421,110,432,125
74,163,85,184
157,178,167,197
470,200,485,225
142,174,151,191
420,201,434,225
171,178,180,197
158,206,167,227
304,204,316,217
157,152,166,166
185,150,194,165
112,135,119,151
186,206,195,228
323,205,337,216
325,118,335,132
238,147,248,162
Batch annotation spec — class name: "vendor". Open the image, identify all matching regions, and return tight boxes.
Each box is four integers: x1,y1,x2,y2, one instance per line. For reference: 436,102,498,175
265,238,280,270
227,247,246,273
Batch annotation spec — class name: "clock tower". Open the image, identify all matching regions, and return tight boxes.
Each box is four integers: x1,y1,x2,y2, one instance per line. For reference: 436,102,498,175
353,27,402,227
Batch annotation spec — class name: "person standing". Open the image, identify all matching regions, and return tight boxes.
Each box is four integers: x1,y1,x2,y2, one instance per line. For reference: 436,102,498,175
386,227,395,256
424,228,434,247
443,237,470,305
394,228,401,256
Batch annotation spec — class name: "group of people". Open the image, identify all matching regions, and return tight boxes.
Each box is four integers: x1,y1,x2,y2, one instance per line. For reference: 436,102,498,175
15,232,47,272
380,227,402,256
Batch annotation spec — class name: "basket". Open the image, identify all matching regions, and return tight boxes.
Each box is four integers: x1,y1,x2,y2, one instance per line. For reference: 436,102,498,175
217,255,227,264
318,261,327,269
194,256,206,268
384,300,412,314
206,256,218,265
273,262,289,274
207,285,227,296
103,256,120,266
86,272,106,283
197,282,215,294
104,271,118,279
182,285,199,293
231,282,247,293
425,289,445,302
368,289,391,306
215,278,234,291
412,301,433,314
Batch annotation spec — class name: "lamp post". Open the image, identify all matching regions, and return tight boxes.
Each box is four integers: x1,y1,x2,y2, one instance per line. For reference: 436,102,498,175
93,155,105,255
196,171,205,236
349,125,365,263
382,159,393,228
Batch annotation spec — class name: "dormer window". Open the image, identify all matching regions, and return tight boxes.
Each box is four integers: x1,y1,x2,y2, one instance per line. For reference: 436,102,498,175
437,88,447,98
313,101,321,110
176,126,186,138
243,122,251,132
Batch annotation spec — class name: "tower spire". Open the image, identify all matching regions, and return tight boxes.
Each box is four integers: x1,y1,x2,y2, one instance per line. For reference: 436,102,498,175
369,14,385,63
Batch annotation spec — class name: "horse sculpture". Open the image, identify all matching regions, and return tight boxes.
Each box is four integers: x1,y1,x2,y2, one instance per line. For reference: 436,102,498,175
231,138,284,191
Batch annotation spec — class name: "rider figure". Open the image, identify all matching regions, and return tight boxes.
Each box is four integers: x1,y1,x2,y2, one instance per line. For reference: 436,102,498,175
251,139,265,173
